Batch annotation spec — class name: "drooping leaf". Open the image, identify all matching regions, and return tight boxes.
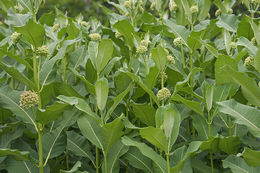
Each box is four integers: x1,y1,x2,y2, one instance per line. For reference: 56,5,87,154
218,99,260,138
95,77,109,112
242,148,260,167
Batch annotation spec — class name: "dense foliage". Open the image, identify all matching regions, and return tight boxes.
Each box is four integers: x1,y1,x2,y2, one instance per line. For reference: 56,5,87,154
0,0,260,173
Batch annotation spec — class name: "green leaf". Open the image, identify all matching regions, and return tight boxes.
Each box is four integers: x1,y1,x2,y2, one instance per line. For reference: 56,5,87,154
57,95,100,122
163,105,181,152
5,8,30,27
171,141,202,173
242,148,260,167
124,147,153,173
131,101,156,126
95,77,109,112
41,110,76,160
254,48,260,73
39,12,54,26
216,14,238,32
96,39,114,74
237,37,257,56
122,136,168,173
198,39,219,57
198,0,211,21
113,20,135,48
172,94,204,117
36,101,70,125
219,136,241,154
18,0,33,14
60,161,82,173
222,66,260,107
224,29,232,55
223,155,260,173
66,131,95,167
0,63,35,90
0,86,37,130
151,45,167,72
102,117,124,153
140,127,168,151
15,19,45,47
122,70,159,106
180,0,192,24
105,83,132,121
77,115,103,149
205,83,214,111
0,149,30,161
200,136,219,153
101,141,128,173
218,99,260,138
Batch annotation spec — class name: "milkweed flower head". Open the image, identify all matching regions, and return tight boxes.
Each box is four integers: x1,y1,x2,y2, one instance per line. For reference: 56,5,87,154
89,33,101,41
157,87,171,101
20,90,39,108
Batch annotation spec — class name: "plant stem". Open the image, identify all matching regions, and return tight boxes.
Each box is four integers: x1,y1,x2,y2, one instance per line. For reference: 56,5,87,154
190,53,193,87
101,110,104,126
38,129,44,173
208,111,211,137
210,152,214,173
181,45,185,69
187,119,191,136
96,147,99,173
228,115,232,136
66,150,69,170
103,151,108,173
33,55,42,108
166,154,170,173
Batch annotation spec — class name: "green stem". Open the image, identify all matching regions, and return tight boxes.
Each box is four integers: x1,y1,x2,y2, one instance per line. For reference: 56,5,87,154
103,151,108,173
38,129,44,173
190,53,193,87
208,111,211,136
181,45,186,69
33,55,42,108
228,115,232,136
166,154,170,173
187,119,191,136
144,55,149,75
101,110,104,126
96,147,99,173
66,150,69,170
210,152,214,173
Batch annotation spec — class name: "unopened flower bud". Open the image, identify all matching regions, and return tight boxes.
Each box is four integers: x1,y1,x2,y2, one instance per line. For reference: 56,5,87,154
173,37,182,47
251,37,257,45
190,5,198,14
89,33,101,41
215,9,221,16
157,87,171,101
167,55,175,64
170,2,178,12
52,24,60,32
150,2,156,10
35,45,49,56
140,40,149,47
158,72,168,83
230,42,237,49
124,1,132,8
11,32,21,44
258,81,260,87
139,5,144,13
20,90,39,108
115,31,121,38
244,56,254,67
80,21,88,27
207,13,211,18
136,45,147,54
227,8,233,14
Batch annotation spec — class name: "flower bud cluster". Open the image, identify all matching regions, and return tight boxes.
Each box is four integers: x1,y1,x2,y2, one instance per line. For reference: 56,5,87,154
170,2,178,12
11,32,22,44
52,24,60,32
20,90,39,108
35,45,49,56
167,55,175,64
244,56,254,67
124,0,132,9
251,37,256,45
80,21,88,27
137,40,150,54
89,33,101,41
227,8,233,14
190,5,198,14
230,42,237,49
157,87,171,101
115,31,121,38
215,9,221,16
158,72,168,83
173,37,182,47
